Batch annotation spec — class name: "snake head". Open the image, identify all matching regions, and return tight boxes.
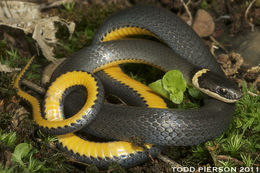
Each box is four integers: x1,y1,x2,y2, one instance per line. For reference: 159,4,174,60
192,69,243,103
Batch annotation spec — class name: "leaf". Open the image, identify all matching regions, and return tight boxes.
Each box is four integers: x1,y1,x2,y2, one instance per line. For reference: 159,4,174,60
149,70,187,104
162,70,186,104
0,131,17,147
7,132,17,147
162,70,187,92
187,85,203,99
0,62,20,73
11,143,32,167
169,90,183,104
148,79,169,99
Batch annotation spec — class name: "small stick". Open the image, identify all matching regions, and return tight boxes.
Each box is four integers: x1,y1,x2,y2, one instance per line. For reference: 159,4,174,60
67,158,90,166
40,0,74,10
245,0,256,32
181,0,193,25
210,36,228,53
148,153,155,162
217,155,260,167
21,79,46,95
216,155,244,166
216,15,231,21
248,91,259,97
157,154,184,168
210,44,218,57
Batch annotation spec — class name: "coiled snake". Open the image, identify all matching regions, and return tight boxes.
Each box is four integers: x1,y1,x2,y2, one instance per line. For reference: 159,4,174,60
14,5,242,169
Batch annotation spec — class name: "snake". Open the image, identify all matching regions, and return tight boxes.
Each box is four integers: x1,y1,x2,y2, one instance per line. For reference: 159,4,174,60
14,5,242,169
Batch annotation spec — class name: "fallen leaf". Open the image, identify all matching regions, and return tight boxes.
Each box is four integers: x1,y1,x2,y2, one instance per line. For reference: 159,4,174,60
0,1,75,62
0,63,20,73
217,53,243,76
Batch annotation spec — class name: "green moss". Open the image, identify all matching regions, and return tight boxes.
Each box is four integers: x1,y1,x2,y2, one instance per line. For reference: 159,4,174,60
55,4,122,58
200,0,209,9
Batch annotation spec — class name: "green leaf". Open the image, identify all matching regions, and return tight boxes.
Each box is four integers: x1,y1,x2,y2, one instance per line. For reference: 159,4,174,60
169,89,184,104
187,85,202,99
7,132,17,147
162,70,186,104
0,131,17,147
149,70,187,104
162,70,186,92
11,143,32,167
148,79,169,99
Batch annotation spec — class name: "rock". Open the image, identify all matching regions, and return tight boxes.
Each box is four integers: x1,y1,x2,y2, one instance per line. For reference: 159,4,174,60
192,9,215,37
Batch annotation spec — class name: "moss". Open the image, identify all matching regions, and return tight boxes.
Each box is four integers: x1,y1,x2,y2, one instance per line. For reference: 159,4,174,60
54,3,122,58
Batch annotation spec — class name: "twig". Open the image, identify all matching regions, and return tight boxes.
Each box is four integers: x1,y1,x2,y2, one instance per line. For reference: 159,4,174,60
217,155,260,167
186,0,191,6
148,153,155,162
181,0,192,25
248,91,259,97
217,155,244,166
39,0,74,10
66,157,90,166
157,154,184,168
245,0,256,32
21,79,46,95
216,15,231,21
210,44,219,57
210,36,228,53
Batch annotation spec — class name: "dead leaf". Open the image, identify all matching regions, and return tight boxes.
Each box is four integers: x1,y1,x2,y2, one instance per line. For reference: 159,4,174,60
217,52,243,76
12,106,29,130
0,1,75,62
0,63,20,73
0,1,41,33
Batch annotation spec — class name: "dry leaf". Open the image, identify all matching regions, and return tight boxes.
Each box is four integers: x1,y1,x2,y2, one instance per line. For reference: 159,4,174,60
0,62,20,73
0,0,75,62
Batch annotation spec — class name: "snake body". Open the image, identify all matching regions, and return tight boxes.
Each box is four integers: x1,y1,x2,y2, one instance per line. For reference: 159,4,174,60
15,5,242,169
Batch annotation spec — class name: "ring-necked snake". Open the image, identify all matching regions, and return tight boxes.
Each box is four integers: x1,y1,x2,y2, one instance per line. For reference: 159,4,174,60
14,5,242,169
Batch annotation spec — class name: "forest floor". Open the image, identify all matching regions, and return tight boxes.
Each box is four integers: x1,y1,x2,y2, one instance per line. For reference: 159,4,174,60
0,0,259,172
